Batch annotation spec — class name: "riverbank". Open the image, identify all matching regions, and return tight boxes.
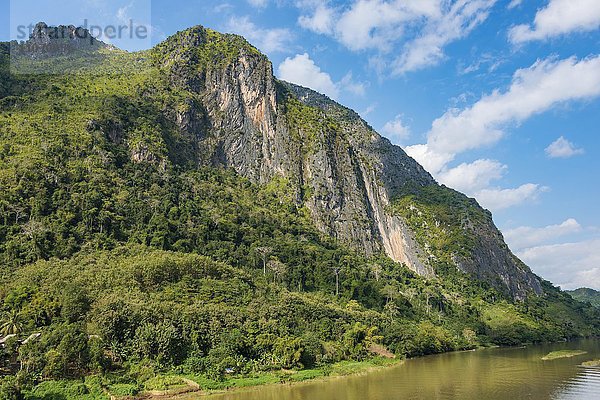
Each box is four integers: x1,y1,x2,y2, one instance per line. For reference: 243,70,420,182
172,339,600,400
138,357,403,399
17,339,600,399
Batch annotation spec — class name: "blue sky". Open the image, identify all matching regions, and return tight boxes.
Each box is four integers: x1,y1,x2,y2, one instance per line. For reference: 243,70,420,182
2,0,600,290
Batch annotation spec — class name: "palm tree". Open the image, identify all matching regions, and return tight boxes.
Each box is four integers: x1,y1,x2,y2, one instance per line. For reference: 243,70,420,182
1,309,23,336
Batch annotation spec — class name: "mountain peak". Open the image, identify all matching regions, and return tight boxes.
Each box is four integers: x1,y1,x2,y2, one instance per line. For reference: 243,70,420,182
11,21,107,59
154,24,265,72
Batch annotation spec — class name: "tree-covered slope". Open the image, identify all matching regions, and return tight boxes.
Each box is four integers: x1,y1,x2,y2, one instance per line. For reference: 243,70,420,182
567,288,600,308
0,23,599,398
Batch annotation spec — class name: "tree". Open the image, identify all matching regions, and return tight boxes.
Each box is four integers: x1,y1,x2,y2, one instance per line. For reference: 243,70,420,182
0,311,22,337
255,246,272,275
267,258,287,282
369,263,382,281
381,284,398,305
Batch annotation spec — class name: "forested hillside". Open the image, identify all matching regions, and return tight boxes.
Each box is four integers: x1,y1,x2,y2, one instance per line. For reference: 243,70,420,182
567,288,600,308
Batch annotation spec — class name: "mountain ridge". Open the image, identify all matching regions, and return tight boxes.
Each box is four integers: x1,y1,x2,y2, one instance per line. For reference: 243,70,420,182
146,24,541,299
567,288,600,307
1,23,542,298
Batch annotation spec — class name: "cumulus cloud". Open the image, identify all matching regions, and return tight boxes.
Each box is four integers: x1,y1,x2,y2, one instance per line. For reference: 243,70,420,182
340,72,367,96
277,54,367,100
509,0,600,44
393,0,495,74
436,159,506,194
409,55,600,173
517,239,600,290
475,184,548,211
503,218,583,251
501,219,599,290
545,136,585,158
297,0,495,74
225,16,293,53
278,53,339,99
299,4,336,35
402,54,600,210
507,0,522,9
382,115,411,143
361,104,378,117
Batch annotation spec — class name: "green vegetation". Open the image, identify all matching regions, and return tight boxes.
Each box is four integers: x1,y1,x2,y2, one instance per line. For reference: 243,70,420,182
566,288,600,308
153,26,264,73
541,350,588,361
390,183,490,263
285,95,342,157
582,359,600,367
0,25,599,400
182,357,400,393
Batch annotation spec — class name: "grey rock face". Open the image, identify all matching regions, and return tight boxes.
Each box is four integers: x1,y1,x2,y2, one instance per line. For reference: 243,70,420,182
11,22,106,58
455,215,543,300
156,26,541,298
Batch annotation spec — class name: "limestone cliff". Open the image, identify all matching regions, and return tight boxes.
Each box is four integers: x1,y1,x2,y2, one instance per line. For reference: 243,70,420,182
148,26,541,299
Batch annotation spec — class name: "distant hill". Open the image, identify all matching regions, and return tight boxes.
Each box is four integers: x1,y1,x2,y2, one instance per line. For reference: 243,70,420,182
567,288,600,307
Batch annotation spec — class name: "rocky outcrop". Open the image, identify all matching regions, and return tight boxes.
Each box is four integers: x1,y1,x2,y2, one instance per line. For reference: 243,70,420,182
456,214,543,299
11,22,106,58
153,25,541,298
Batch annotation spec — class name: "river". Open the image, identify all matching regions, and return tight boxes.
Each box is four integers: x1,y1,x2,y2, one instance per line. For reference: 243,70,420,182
199,339,600,400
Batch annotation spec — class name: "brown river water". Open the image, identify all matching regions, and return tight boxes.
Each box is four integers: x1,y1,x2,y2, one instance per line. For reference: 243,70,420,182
194,339,600,400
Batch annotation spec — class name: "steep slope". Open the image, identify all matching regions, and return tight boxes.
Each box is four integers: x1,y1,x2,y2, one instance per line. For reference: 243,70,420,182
148,28,430,277
147,26,540,298
1,24,541,299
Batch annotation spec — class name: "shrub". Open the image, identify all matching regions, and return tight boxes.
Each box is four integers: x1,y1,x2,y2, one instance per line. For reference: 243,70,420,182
0,377,21,400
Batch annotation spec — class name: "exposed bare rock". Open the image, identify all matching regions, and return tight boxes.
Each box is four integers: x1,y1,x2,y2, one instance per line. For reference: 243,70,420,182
152,25,542,299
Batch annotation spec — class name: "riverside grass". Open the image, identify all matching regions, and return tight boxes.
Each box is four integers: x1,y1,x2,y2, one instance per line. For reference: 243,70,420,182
581,359,600,367
21,357,402,400
541,350,588,361
175,357,402,399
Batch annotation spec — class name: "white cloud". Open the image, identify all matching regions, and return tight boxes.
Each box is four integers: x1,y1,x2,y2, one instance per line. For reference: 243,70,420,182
333,0,420,52
503,218,583,251
509,0,600,43
393,0,496,74
214,3,234,13
247,0,268,8
277,54,367,100
297,0,493,74
517,239,600,290
382,115,411,143
116,5,131,24
407,55,600,211
404,144,454,176
340,72,367,96
225,16,293,53
299,4,336,34
475,184,548,211
437,159,506,194
507,0,522,9
545,136,585,158
503,219,600,290
458,53,505,75
278,53,339,99
407,55,600,175
361,104,377,117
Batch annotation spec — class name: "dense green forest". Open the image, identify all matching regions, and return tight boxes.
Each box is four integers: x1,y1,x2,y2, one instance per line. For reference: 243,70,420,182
0,29,599,399
567,288,600,308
